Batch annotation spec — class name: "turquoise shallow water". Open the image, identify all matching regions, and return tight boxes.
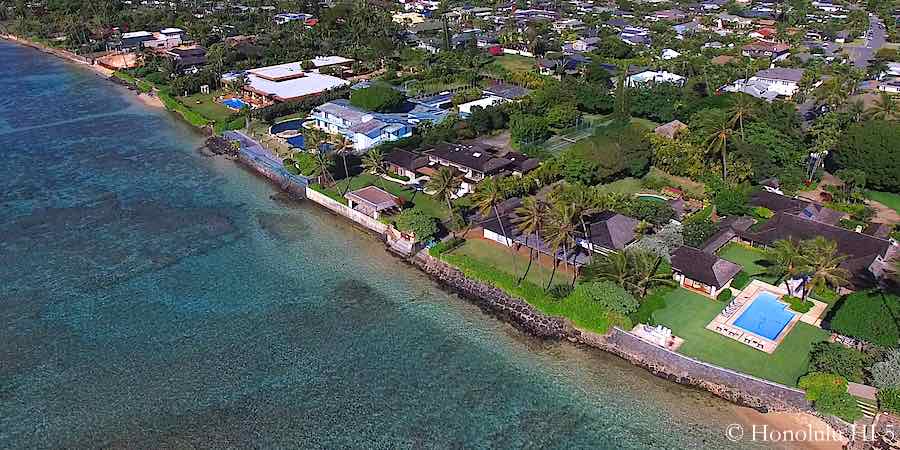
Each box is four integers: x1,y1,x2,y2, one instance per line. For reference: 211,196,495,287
0,41,781,449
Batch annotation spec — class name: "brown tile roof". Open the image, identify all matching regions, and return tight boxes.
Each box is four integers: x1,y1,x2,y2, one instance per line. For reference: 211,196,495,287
671,246,742,288
579,211,639,251
345,186,401,210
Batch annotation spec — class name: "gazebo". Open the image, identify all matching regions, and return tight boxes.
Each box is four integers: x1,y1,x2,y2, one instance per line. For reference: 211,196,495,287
344,186,401,219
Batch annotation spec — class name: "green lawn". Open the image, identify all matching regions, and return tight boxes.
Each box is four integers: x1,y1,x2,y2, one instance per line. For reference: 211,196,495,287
652,288,830,386
449,239,568,289
179,91,238,124
442,241,622,334
594,177,643,195
325,173,450,219
717,243,777,284
490,54,536,74
867,190,900,215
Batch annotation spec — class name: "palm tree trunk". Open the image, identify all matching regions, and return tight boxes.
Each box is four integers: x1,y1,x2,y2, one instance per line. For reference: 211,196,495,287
493,205,517,273
340,154,352,196
721,140,728,180
518,237,534,285
546,253,558,291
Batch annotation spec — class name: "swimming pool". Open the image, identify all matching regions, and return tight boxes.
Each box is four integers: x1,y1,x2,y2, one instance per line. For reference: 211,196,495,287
635,194,668,204
270,118,305,134
223,98,248,110
732,292,796,340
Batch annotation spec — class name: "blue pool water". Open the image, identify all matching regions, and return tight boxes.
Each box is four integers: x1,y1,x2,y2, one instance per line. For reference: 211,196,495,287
222,98,248,109
286,135,305,148
269,118,305,134
733,292,796,340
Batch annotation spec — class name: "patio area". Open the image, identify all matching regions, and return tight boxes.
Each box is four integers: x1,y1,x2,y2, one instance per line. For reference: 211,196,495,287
706,280,827,353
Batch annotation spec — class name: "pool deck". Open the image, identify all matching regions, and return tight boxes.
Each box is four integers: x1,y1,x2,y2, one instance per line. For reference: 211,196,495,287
706,280,798,354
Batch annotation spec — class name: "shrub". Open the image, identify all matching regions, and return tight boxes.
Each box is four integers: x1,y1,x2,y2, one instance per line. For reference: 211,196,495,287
878,388,900,414
830,290,900,347
717,289,733,302
350,84,405,112
548,284,574,300
784,295,814,313
753,206,774,219
798,372,862,422
871,349,900,389
391,174,411,182
394,208,438,242
807,342,870,383
732,271,751,290
572,281,639,315
429,237,464,257
682,217,718,247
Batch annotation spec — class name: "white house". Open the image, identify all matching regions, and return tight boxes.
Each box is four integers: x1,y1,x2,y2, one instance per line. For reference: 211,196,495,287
309,100,412,152
626,70,686,87
457,96,508,116
721,68,807,100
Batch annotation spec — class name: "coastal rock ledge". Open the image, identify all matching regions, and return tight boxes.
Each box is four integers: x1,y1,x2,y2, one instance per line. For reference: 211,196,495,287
411,251,813,415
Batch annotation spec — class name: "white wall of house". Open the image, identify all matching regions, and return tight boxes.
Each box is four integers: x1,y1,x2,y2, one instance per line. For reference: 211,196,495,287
484,228,514,246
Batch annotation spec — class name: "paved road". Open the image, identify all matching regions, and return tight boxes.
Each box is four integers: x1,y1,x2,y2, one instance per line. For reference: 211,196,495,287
844,15,886,68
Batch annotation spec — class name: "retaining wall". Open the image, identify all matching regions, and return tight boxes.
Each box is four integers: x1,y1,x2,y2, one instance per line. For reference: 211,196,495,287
411,250,813,413
304,187,389,235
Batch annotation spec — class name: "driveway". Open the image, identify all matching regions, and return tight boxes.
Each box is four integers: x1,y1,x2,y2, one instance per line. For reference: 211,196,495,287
843,15,886,69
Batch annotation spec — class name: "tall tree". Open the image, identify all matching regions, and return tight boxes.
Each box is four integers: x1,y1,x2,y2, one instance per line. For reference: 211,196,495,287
426,167,462,227
311,150,335,187
764,239,805,291
702,112,734,180
472,177,516,272
542,203,578,289
513,198,548,284
800,237,851,300
866,92,899,121
728,94,756,139
334,138,354,195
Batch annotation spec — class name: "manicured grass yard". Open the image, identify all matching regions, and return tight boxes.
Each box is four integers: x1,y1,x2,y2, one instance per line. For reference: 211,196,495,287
652,288,829,386
594,177,642,195
450,239,566,289
490,54,536,74
867,190,900,215
179,91,238,124
442,241,620,334
717,243,777,284
324,173,450,219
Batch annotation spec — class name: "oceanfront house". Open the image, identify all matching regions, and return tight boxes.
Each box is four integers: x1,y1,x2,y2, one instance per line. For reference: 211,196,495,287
574,211,640,255
120,28,187,51
309,100,412,152
225,61,350,106
671,246,742,298
750,190,845,225
736,212,896,291
741,40,791,59
384,149,429,180
626,70,687,87
165,47,207,74
722,68,807,101
344,186,401,220
423,143,539,196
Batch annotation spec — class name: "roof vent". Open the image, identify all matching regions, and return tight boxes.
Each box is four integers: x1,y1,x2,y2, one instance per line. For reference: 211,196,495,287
473,152,482,157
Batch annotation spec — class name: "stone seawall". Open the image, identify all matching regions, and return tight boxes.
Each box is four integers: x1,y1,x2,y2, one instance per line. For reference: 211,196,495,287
412,251,569,339
411,251,812,413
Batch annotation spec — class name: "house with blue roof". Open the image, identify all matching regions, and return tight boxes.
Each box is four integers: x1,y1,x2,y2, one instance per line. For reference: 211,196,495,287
309,99,448,152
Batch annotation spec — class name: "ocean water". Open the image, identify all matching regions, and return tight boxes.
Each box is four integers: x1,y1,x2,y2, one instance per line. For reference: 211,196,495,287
0,41,781,449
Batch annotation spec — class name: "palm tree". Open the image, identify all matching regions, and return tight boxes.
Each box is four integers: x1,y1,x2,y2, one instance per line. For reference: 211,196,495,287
362,147,385,175
582,251,630,287
847,99,865,123
513,198,548,284
582,250,672,298
728,94,755,139
426,167,462,227
764,239,805,291
542,203,578,288
311,150,335,187
334,138,355,195
472,177,516,272
799,237,850,300
627,250,674,298
867,92,899,121
704,114,733,180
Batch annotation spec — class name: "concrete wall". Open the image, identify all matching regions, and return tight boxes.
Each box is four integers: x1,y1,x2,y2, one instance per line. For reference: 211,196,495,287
305,187,389,234
412,251,813,413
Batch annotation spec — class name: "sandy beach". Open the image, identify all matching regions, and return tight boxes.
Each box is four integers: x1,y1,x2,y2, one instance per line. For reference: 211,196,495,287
731,406,847,450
